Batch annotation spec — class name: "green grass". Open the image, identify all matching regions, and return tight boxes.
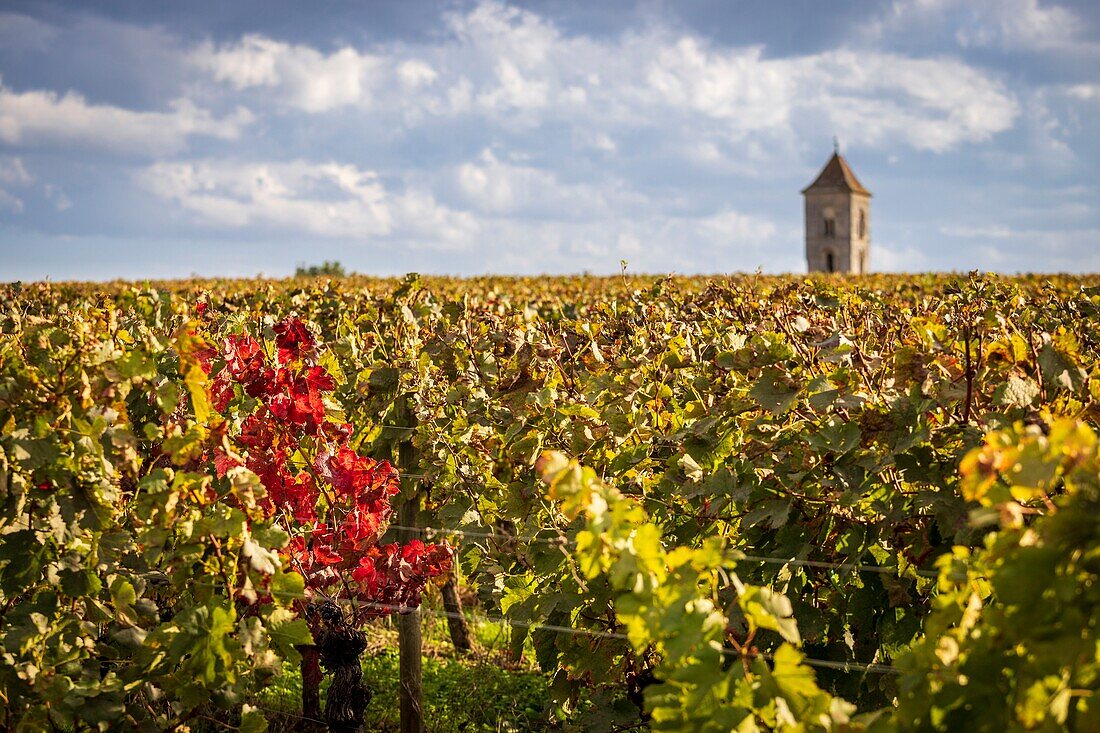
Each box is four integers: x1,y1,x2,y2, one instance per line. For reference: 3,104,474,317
256,613,558,732
361,649,553,732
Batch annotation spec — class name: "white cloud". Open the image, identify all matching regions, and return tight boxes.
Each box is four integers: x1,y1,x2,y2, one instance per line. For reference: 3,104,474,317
804,51,1018,152
639,38,1017,152
0,188,23,213
940,225,1015,239
43,184,72,212
138,149,790,272
476,59,550,113
138,159,477,248
446,148,785,272
0,12,57,52
872,243,934,272
439,211,790,275
397,59,438,89
194,3,1016,154
0,79,252,154
455,148,638,218
938,224,1100,271
696,209,777,243
644,40,794,134
5,0,1094,277
0,155,31,214
0,155,31,186
467,2,1019,153
445,1,560,69
865,0,1096,54
192,34,380,112
590,133,617,153
955,0,1079,50
976,86,1081,173
0,155,71,213
1064,84,1100,100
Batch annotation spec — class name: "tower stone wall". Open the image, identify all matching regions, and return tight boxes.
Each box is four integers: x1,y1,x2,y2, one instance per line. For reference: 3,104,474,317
802,151,871,274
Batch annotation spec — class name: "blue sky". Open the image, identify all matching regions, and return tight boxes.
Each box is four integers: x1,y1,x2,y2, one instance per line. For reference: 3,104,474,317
1,0,1098,279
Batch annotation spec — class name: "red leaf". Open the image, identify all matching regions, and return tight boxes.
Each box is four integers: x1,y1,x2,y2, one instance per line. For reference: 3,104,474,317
274,317,315,364
214,449,242,479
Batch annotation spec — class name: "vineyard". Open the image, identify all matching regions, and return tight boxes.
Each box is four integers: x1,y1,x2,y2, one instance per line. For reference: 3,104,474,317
1,272,1099,732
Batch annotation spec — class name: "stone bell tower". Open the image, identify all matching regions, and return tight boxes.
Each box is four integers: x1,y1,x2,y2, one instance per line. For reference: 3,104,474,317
802,144,871,274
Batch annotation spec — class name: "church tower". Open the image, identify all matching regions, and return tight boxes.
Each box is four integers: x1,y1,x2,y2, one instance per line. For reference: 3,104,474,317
802,146,871,274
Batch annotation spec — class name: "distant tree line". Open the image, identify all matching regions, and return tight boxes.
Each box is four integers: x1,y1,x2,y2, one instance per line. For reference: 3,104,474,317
295,261,347,277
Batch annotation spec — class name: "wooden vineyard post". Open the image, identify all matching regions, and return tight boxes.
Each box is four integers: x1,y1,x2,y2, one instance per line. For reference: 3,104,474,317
397,433,424,733
297,644,324,732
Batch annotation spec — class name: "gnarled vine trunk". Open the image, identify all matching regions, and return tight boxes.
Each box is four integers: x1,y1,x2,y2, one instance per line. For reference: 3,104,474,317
440,573,471,652
304,601,372,733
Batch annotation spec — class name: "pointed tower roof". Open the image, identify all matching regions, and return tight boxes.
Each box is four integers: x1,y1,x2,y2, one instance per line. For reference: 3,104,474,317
801,152,871,197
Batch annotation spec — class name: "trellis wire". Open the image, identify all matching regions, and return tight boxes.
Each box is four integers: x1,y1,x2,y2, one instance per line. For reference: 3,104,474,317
361,600,899,676
179,578,899,675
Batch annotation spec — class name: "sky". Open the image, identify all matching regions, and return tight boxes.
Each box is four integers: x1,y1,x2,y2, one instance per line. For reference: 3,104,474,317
0,0,1098,280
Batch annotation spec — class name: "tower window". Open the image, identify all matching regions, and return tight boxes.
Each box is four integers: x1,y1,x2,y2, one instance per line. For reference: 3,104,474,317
858,210,866,239
825,252,835,272
823,218,835,237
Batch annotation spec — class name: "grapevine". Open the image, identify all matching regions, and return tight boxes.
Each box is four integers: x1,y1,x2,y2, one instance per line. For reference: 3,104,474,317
0,273,1096,731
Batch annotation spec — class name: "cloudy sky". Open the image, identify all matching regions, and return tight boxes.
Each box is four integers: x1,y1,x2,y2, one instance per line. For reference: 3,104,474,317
1,0,1098,279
